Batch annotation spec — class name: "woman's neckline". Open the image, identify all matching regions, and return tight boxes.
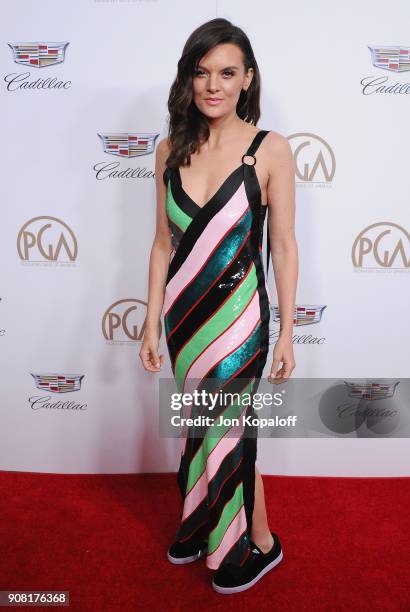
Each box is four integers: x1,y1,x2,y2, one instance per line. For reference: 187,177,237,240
176,129,267,210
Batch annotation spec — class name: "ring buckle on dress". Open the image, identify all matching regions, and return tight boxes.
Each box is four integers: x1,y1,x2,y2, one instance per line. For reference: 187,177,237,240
242,154,257,166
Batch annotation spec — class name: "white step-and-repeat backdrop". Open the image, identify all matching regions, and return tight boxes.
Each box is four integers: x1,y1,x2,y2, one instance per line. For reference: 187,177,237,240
1,0,409,475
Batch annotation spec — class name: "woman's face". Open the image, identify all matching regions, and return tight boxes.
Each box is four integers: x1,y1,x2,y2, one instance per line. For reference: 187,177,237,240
192,43,253,119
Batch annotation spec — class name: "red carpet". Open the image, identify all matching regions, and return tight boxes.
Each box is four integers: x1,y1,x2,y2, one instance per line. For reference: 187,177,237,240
1,471,409,611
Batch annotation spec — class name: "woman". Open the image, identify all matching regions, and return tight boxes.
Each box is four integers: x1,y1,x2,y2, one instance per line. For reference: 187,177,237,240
140,18,298,594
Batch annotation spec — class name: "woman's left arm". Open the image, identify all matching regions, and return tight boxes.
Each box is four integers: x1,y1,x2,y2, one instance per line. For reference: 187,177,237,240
265,132,299,382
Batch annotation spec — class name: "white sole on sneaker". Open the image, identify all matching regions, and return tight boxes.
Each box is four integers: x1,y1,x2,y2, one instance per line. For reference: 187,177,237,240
166,547,207,565
212,549,284,594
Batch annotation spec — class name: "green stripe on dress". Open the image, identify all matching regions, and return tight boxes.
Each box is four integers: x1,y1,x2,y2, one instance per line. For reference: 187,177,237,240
166,184,192,232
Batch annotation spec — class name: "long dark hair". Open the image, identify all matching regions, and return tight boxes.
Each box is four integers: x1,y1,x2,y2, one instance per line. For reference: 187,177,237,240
165,18,261,170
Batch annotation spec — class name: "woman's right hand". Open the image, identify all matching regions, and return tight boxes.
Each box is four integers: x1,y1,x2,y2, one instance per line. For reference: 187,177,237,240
139,324,164,372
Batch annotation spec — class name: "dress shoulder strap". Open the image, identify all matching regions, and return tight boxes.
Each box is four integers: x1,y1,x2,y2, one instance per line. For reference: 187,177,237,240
243,130,271,278
245,129,269,158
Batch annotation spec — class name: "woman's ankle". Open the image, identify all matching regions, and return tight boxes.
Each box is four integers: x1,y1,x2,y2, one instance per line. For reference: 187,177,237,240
251,531,274,553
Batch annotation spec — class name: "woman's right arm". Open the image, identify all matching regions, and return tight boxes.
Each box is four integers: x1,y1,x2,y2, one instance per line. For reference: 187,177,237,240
139,137,172,372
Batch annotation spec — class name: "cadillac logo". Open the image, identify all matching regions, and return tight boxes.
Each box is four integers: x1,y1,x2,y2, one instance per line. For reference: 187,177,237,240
98,133,159,158
273,305,327,326
368,45,410,72
8,42,69,67
344,380,400,401
31,373,84,393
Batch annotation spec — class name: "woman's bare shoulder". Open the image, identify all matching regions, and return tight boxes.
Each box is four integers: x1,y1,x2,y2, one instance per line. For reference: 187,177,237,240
264,129,290,150
156,136,171,158
263,129,293,162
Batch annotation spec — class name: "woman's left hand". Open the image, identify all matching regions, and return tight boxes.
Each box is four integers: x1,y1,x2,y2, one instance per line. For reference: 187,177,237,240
268,333,296,384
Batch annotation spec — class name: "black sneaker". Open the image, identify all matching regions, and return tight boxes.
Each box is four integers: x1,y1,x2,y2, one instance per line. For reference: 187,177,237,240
212,532,283,594
167,538,208,565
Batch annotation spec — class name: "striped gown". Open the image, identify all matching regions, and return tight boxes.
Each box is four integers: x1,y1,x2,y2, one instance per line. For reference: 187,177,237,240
162,129,271,570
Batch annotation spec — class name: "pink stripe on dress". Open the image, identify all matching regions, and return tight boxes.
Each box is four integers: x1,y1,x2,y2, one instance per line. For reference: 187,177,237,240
206,504,248,570
163,183,249,315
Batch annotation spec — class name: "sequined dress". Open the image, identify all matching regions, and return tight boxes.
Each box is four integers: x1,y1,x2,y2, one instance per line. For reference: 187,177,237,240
162,129,271,570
